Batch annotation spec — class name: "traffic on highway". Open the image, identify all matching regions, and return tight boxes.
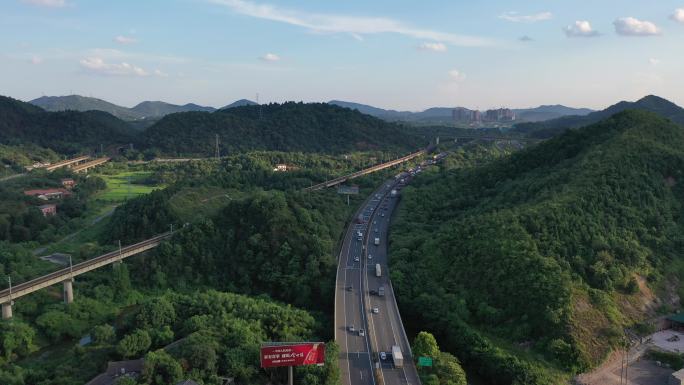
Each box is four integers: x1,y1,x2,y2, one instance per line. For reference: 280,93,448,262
335,163,436,385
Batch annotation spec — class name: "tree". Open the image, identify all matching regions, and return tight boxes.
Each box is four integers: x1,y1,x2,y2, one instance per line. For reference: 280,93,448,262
435,352,467,385
142,350,182,385
136,297,176,329
0,321,37,359
413,331,440,360
91,324,115,345
117,329,152,358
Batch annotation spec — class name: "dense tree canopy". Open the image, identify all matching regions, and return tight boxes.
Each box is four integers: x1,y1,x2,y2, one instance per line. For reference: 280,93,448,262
391,110,684,383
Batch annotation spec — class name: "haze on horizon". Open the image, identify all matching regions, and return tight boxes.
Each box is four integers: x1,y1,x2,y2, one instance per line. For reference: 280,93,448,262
2,0,684,111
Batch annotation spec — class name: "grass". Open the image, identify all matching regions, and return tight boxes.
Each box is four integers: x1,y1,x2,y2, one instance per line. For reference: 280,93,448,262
95,170,162,202
168,186,246,222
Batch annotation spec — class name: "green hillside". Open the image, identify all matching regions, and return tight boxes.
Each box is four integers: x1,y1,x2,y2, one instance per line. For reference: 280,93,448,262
513,95,684,139
0,96,137,154
143,102,421,155
390,110,684,384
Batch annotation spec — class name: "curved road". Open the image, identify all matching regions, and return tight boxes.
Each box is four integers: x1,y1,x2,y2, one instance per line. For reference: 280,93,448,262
335,176,420,385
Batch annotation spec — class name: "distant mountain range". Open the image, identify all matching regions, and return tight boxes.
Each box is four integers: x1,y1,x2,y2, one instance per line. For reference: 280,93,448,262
29,95,258,121
512,95,684,138
328,100,593,123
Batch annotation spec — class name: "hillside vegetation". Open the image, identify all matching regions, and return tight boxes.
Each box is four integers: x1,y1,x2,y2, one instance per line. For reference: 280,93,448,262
0,96,136,154
513,95,684,139
143,102,420,155
390,110,684,384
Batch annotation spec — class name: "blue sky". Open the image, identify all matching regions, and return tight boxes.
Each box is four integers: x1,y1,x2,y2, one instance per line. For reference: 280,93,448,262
2,0,684,110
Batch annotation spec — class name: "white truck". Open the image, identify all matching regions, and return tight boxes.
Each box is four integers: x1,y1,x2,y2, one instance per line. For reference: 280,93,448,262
374,237,380,246
375,263,382,277
392,345,403,368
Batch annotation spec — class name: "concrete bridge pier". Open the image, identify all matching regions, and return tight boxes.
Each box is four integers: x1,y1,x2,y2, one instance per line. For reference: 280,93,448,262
63,280,74,304
2,302,12,319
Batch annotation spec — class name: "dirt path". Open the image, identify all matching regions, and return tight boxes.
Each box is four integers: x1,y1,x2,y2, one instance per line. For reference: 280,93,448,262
32,205,118,257
575,343,671,385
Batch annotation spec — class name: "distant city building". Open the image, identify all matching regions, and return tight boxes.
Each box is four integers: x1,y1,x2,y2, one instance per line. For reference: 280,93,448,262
24,188,72,200
38,204,57,217
453,107,515,123
452,108,482,123
484,108,515,122
61,178,76,189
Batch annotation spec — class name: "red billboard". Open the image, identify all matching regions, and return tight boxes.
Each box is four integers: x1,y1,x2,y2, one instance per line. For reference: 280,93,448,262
260,342,325,368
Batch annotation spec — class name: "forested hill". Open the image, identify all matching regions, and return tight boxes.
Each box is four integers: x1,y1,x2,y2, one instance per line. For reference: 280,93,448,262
391,110,684,384
513,95,684,139
0,96,137,154
143,102,420,155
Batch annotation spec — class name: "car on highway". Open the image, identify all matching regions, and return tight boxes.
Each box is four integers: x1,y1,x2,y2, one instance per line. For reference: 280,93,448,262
357,236,362,241
346,286,353,291
359,329,365,337
369,289,377,295
372,307,379,314
380,352,387,360
374,228,378,233
349,325,355,332
381,213,385,217
368,254,372,259
354,256,360,262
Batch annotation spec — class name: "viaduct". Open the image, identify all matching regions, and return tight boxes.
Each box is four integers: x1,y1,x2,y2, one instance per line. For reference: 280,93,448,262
1,232,172,319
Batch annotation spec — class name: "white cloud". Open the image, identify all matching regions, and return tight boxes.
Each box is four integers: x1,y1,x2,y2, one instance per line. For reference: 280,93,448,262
208,0,492,47
564,21,600,37
614,17,661,36
649,58,661,66
30,55,43,64
114,35,138,45
79,57,150,76
21,0,66,7
671,8,684,24
260,53,280,62
154,69,169,77
418,42,447,52
448,69,466,82
498,11,552,23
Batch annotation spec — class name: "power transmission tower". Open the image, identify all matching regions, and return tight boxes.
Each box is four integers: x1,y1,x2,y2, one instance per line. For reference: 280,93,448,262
257,93,263,120
215,134,220,161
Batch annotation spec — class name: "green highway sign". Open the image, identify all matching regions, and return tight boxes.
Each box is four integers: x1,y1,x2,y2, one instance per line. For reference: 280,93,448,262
417,356,433,367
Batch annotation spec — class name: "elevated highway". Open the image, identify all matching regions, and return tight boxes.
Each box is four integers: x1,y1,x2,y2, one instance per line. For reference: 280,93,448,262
305,150,425,191
72,157,110,173
44,155,91,171
1,232,172,319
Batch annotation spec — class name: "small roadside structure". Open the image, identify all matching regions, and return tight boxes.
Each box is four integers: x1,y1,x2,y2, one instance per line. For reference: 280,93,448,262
670,368,684,385
24,188,72,200
61,178,76,189
273,163,288,172
668,314,684,331
85,359,144,385
38,204,57,217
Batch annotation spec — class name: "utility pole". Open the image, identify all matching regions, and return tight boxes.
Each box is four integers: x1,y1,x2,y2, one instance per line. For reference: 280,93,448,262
215,134,220,161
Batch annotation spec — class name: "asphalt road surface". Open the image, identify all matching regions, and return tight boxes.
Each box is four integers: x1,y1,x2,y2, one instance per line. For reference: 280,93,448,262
335,175,421,385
